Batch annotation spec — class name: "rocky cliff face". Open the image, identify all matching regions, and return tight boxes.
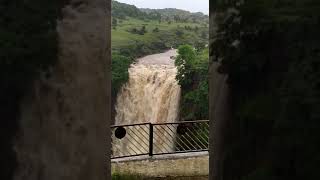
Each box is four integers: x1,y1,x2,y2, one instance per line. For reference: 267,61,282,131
14,0,110,179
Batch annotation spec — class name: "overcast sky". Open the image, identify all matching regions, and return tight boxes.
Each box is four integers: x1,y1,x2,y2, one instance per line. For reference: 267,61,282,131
116,0,209,15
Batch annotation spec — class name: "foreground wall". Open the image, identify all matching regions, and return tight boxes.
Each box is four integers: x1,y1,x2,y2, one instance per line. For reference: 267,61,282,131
209,2,232,180
112,153,209,178
14,0,110,179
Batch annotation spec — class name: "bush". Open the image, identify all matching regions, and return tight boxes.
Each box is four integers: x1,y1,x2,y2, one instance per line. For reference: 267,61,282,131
152,27,159,32
128,25,147,35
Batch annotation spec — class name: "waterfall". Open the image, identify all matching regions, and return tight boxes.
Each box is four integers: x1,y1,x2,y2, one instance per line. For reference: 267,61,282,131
112,50,181,156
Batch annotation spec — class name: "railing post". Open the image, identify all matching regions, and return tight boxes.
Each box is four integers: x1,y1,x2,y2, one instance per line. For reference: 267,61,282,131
149,123,153,156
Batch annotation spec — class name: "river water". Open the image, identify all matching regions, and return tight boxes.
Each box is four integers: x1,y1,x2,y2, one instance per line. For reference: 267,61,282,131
114,49,180,125
112,49,181,156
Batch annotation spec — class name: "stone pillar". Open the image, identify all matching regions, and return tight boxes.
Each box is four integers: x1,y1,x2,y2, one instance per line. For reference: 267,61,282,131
14,0,110,180
209,6,232,180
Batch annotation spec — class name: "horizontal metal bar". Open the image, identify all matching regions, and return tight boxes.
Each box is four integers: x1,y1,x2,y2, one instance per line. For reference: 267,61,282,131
152,120,209,126
111,149,209,159
152,149,209,156
111,120,209,128
111,153,150,159
111,122,151,128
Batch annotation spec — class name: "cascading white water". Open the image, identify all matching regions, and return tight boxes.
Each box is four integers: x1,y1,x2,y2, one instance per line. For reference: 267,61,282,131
115,64,181,125
112,49,181,156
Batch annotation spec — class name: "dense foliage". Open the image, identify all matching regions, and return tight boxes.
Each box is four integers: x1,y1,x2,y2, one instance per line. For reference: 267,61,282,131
0,0,68,179
175,45,209,120
111,54,131,97
212,0,320,179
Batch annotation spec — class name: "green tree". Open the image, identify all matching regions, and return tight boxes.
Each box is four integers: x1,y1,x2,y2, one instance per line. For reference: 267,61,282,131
175,45,196,87
138,25,147,35
175,45,209,120
194,26,199,32
152,27,159,32
201,31,207,39
111,54,132,96
175,29,184,37
174,15,180,22
195,41,206,52
112,18,118,29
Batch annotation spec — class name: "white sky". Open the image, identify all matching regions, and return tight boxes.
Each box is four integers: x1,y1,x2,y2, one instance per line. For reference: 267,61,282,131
115,0,209,15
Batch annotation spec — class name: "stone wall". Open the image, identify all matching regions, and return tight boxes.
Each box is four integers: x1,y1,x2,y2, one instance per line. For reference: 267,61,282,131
13,0,110,180
112,152,209,178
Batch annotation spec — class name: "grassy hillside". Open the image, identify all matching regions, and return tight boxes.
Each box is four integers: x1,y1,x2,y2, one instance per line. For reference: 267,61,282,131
111,0,208,53
112,17,208,51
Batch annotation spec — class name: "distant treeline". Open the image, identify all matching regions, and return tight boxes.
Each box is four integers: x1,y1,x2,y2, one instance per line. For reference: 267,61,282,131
111,0,208,23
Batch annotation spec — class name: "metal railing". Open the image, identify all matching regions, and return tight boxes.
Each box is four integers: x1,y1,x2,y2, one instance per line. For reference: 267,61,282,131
111,120,209,159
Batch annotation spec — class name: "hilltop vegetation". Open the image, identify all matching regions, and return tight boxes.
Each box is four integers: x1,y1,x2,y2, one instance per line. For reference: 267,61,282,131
111,0,148,20
111,0,208,23
140,8,209,24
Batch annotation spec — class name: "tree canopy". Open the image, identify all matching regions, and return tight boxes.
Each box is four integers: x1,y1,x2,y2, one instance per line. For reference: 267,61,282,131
175,45,209,120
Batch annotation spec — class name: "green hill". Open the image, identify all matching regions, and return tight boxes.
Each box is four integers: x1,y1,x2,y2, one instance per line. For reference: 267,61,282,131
111,0,209,54
111,0,148,20
140,8,209,24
